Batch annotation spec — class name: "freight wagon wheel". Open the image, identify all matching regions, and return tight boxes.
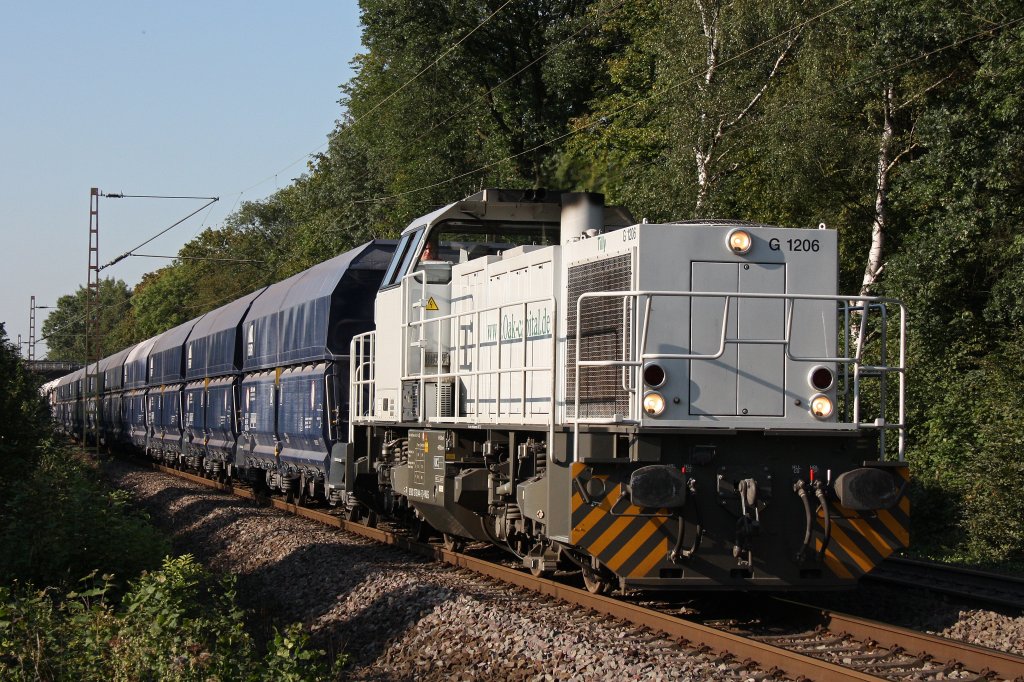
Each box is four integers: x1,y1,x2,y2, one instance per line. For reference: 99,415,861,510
411,515,432,542
581,565,612,595
347,504,379,528
442,533,466,553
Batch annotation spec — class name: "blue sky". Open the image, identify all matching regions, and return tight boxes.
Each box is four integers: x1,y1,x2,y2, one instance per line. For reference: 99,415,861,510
0,1,363,358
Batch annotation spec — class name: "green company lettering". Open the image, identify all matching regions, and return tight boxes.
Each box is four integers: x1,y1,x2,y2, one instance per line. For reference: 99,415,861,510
485,307,551,341
498,307,551,340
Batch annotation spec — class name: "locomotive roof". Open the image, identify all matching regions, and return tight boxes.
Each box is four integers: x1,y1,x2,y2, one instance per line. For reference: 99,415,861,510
669,218,786,229
399,188,632,235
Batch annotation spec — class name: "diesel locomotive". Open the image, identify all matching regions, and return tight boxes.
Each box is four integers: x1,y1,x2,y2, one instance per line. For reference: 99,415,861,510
47,189,909,593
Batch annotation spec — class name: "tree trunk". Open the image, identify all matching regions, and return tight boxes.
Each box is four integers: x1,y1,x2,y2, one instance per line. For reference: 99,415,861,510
690,0,798,216
861,84,894,298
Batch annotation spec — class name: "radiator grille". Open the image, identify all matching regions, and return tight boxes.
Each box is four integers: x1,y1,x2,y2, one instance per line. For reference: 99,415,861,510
566,253,633,418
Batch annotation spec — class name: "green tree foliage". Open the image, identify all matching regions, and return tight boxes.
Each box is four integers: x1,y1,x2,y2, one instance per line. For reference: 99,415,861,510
40,0,1024,563
561,0,818,220
39,279,134,362
0,324,49,483
0,345,329,677
339,0,603,220
0,326,167,587
881,9,1024,562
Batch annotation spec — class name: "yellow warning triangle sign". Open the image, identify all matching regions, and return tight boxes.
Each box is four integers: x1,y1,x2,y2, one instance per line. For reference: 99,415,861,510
425,297,439,311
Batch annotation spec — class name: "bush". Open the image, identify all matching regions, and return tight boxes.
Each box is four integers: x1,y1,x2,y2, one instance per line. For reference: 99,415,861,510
907,331,1024,566
0,447,170,589
0,556,335,682
0,323,50,484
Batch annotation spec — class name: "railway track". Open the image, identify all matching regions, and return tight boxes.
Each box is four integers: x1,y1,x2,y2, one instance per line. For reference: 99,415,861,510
141,461,1024,681
867,556,1024,611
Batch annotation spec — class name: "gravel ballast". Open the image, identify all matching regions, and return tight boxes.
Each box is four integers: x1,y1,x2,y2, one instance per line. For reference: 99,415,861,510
106,463,777,681
106,462,1024,679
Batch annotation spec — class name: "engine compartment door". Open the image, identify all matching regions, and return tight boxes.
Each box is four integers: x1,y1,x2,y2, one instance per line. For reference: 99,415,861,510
689,262,785,417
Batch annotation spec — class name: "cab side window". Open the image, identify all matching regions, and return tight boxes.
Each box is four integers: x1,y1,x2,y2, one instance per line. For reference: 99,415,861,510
380,228,426,289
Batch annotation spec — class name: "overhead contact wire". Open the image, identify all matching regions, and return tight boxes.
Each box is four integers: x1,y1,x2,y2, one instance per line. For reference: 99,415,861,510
101,197,219,271
355,0,864,203
230,0,517,198
359,2,1021,205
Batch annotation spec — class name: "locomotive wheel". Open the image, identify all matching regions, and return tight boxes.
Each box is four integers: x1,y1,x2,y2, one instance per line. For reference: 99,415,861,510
528,543,552,578
362,509,379,528
442,533,466,553
582,566,612,595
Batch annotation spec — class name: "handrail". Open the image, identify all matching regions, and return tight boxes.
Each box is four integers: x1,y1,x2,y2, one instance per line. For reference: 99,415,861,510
572,290,907,461
349,332,376,441
350,278,557,432
402,291,557,428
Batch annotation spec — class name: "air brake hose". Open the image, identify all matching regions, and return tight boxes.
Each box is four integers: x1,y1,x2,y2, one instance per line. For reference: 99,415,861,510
793,480,813,562
814,482,832,561
670,479,702,562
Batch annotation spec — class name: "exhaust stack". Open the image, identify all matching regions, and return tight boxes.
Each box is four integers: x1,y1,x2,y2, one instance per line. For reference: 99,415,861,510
560,192,605,243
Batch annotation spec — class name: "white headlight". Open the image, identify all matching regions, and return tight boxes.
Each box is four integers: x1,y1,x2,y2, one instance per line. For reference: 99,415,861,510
810,394,834,419
726,229,752,254
643,391,666,417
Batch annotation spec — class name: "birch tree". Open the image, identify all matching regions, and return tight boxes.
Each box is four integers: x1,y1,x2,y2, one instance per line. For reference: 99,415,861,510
851,0,962,298
562,0,812,219
691,0,802,215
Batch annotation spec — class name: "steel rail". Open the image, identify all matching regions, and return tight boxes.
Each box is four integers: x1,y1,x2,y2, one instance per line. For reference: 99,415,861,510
145,463,1024,681
772,598,1024,681
867,556,1024,611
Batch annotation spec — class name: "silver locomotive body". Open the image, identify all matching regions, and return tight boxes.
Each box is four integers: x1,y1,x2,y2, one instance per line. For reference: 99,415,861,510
363,188,905,589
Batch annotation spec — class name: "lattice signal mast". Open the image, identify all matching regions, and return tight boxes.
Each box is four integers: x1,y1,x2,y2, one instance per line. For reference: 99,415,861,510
84,188,101,453
29,297,52,362
29,296,36,361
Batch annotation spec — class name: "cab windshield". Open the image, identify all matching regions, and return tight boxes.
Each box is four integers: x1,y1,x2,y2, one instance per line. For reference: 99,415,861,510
380,219,558,290
422,220,558,264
